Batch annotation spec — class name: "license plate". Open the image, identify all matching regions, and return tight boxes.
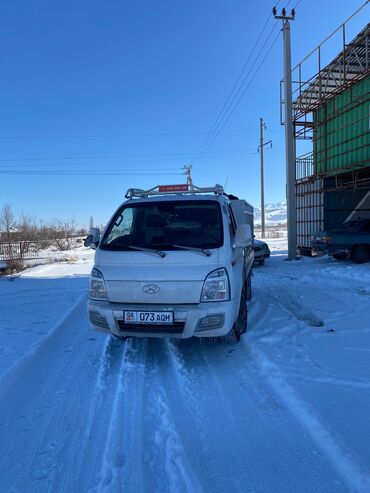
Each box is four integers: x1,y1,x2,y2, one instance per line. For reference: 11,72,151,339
124,311,174,325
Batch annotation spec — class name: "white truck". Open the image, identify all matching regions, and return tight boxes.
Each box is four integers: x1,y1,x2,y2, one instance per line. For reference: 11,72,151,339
85,182,254,341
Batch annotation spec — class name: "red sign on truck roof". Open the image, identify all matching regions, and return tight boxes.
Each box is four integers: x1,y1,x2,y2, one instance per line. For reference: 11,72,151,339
158,184,189,192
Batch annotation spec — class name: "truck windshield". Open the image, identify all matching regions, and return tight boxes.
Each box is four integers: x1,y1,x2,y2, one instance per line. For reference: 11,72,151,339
100,200,223,251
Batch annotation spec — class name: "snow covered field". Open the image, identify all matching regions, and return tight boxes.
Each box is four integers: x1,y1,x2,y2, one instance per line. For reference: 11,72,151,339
0,240,369,492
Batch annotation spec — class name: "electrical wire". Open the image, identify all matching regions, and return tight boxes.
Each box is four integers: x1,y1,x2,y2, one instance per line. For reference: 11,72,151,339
0,155,258,171
0,148,258,164
190,3,283,167
192,25,281,167
191,0,301,166
0,152,257,176
191,17,274,163
0,129,257,141
0,170,184,176
0,151,260,174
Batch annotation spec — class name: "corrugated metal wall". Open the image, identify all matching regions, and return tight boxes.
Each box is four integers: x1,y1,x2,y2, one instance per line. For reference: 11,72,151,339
296,179,324,249
314,76,370,175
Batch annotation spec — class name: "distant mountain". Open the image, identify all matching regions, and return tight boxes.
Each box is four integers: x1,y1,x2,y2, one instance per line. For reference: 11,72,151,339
254,202,287,225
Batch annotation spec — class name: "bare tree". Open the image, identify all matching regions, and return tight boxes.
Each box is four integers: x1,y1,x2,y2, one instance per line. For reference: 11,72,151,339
17,213,52,252
0,204,16,243
49,219,78,251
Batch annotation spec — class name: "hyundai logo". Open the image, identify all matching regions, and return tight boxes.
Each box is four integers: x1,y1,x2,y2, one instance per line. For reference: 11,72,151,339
143,284,160,295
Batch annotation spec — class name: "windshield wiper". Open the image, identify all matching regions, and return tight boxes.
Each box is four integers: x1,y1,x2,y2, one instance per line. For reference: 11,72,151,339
172,244,211,257
126,245,166,258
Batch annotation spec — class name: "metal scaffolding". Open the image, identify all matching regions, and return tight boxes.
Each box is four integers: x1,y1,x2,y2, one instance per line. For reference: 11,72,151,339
279,7,370,184
291,22,370,120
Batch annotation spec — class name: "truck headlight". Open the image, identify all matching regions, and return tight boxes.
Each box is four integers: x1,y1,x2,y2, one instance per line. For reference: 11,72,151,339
89,268,108,301
201,268,230,302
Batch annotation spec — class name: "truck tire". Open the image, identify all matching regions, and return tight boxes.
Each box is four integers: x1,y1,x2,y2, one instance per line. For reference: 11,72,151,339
332,253,348,260
246,273,252,301
225,291,247,343
351,245,369,264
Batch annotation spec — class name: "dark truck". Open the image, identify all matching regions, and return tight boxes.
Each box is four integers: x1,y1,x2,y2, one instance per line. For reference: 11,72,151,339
311,219,370,264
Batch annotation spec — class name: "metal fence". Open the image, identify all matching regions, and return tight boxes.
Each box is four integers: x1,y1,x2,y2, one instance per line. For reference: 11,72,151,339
296,178,324,250
296,152,314,180
254,225,287,239
0,241,40,261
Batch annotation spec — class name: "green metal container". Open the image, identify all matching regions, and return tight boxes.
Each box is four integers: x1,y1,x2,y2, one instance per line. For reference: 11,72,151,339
314,76,370,175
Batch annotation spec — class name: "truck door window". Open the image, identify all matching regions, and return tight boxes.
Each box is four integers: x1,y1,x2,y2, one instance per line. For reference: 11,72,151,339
104,208,134,245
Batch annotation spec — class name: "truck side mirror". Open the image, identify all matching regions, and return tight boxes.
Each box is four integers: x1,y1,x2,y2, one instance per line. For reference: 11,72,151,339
234,224,252,248
84,235,96,249
84,227,101,250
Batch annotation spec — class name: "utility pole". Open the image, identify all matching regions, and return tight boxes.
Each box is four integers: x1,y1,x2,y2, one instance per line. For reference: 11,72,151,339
184,165,194,191
258,118,272,239
273,6,297,260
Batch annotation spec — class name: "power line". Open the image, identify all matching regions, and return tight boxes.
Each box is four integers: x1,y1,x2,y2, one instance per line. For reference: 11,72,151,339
0,148,258,163
0,152,259,171
0,129,258,141
190,7,282,167
0,154,258,170
0,167,182,172
192,26,281,166
0,149,263,173
191,15,275,164
0,170,184,176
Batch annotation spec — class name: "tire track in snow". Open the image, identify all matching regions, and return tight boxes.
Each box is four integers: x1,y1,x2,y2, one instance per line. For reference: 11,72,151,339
265,287,324,328
0,297,102,492
0,292,88,384
86,338,166,493
88,338,203,493
250,345,370,493
88,339,134,492
249,283,370,392
202,341,340,493
140,340,203,493
251,261,370,491
166,338,348,493
64,335,131,493
165,340,255,493
84,335,127,439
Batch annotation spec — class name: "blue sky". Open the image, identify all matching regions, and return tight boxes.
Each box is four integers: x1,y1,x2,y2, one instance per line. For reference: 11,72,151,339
0,0,367,227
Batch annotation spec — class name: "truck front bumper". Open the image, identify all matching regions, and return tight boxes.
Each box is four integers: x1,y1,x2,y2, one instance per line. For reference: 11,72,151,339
88,299,238,338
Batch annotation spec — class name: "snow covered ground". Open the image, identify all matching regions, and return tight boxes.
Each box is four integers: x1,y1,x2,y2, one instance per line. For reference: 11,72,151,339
0,241,369,492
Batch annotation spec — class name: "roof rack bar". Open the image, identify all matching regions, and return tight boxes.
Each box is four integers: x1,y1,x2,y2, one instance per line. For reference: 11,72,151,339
125,183,224,199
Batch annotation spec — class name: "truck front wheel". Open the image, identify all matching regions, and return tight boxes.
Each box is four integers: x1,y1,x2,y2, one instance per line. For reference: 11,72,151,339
351,245,369,264
225,291,247,343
